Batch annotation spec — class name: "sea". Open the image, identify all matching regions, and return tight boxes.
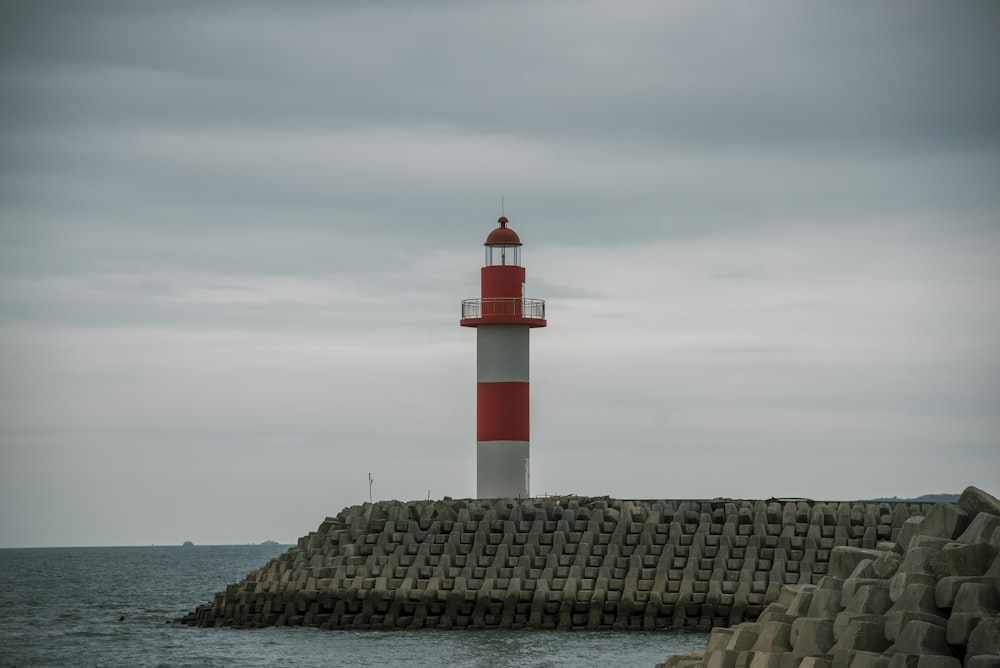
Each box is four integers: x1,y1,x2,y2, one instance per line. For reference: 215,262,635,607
0,545,709,667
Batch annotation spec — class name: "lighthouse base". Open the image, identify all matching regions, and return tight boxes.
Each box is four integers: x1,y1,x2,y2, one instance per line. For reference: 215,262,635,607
476,440,529,499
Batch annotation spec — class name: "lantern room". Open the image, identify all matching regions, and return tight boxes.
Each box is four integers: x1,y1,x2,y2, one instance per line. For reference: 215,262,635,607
484,216,522,267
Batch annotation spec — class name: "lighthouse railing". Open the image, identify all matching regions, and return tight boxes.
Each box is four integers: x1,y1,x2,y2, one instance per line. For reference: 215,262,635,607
462,298,545,320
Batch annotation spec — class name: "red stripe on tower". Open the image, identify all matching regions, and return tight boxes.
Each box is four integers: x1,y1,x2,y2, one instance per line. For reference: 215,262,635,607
477,382,530,442
460,216,546,499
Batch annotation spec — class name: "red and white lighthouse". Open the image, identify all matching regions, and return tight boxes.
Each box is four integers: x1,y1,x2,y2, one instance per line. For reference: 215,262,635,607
461,216,546,498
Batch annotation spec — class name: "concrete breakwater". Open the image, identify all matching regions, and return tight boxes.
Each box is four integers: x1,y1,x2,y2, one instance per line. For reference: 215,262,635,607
659,486,1000,668
177,496,935,631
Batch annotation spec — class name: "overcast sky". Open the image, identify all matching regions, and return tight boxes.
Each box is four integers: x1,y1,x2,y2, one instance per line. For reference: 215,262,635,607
1,1,998,548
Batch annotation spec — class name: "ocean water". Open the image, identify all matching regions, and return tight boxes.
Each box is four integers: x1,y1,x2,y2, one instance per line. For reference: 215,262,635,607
0,545,709,667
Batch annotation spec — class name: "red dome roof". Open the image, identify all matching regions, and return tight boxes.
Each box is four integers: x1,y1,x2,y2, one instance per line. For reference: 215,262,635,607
485,216,522,246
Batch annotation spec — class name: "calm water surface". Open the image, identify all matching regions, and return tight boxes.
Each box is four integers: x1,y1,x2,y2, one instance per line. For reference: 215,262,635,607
0,546,708,667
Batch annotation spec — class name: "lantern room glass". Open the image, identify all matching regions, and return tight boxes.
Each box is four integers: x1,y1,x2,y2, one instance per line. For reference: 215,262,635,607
485,244,521,267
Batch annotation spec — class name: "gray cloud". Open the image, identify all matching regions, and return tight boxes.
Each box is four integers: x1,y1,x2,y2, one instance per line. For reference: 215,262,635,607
4,2,998,150
1,0,998,547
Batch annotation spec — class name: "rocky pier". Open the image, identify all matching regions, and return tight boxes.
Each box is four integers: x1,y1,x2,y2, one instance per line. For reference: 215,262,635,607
658,486,1000,668
178,494,939,632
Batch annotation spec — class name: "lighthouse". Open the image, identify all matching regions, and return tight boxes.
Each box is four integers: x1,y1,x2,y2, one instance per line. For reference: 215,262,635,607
461,216,546,498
